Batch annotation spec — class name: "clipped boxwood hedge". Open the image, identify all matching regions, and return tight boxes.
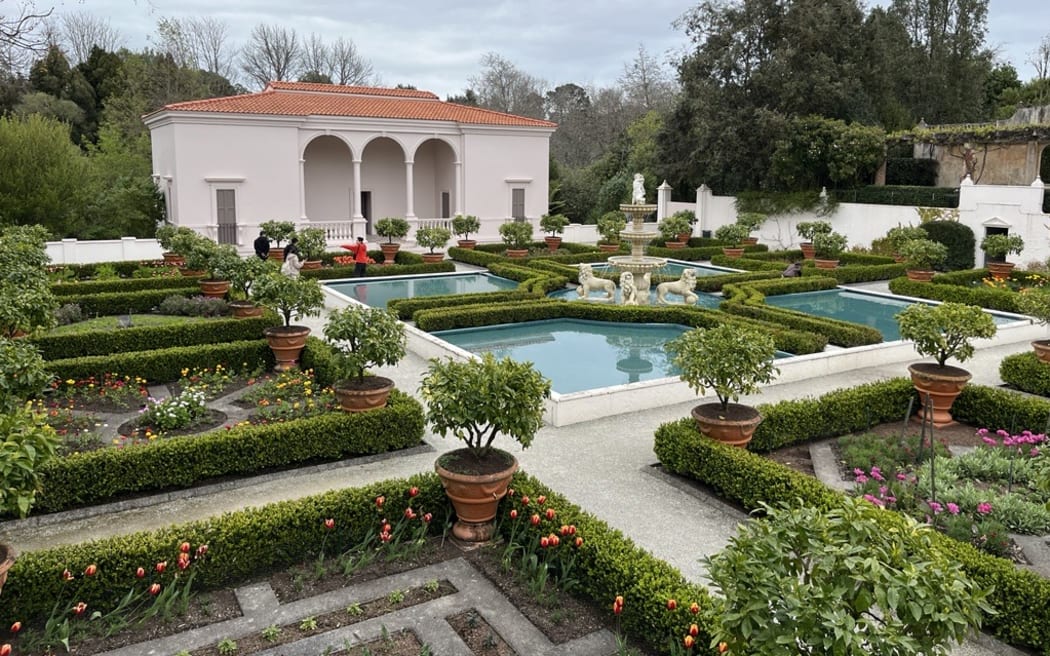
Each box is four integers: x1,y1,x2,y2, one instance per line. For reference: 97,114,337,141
31,388,425,515
887,275,1025,312
389,291,538,320
47,339,275,383
305,260,456,280
51,275,205,297
654,380,1050,653
64,287,204,316
48,260,168,281
921,220,975,271
999,352,1050,397
33,314,281,360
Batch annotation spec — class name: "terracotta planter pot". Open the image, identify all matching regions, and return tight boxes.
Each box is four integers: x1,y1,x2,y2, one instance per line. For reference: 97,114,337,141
229,301,263,319
721,247,744,258
162,252,185,267
814,259,839,270
264,326,311,372
677,232,693,243
379,243,400,266
0,542,15,596
436,449,518,542
421,252,445,263
800,242,815,260
178,268,205,277
598,243,621,252
906,269,935,282
268,248,285,262
665,241,686,250
908,362,971,428
457,240,477,250
1033,340,1050,363
334,376,395,413
893,254,907,264
301,260,323,271
505,249,528,258
544,236,563,252
691,402,763,448
987,261,1015,281
198,279,231,299
741,237,759,246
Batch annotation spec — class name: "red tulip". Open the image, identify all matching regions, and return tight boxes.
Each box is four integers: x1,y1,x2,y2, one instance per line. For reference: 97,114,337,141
196,544,209,557
537,495,547,505
408,486,419,497
136,567,146,579
683,635,695,649
379,531,392,543
179,541,191,553
375,496,385,508
689,623,699,637
545,508,556,521
73,602,87,616
540,536,550,548
155,561,167,573
177,553,190,570
383,523,391,533
549,534,560,547
507,488,515,497
666,599,678,611
149,583,161,595
62,569,74,582
10,621,22,633
509,509,518,520
404,507,416,520
615,595,624,605
567,524,577,535
84,564,97,577
520,495,530,506
324,518,335,530
718,642,728,653
689,602,700,615
574,537,584,548
1,643,11,656
560,524,570,536
530,514,541,526
422,513,432,523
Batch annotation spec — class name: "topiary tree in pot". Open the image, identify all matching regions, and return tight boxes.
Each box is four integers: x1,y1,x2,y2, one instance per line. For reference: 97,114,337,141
895,301,997,427
260,220,297,260
295,227,329,269
498,221,534,257
659,213,693,248
796,220,831,259
596,210,626,251
228,255,275,318
706,497,991,656
421,352,551,541
980,233,1024,280
811,231,848,269
886,224,928,261
1015,287,1050,362
451,214,481,249
539,213,569,252
251,271,326,371
375,217,410,265
415,226,452,262
155,223,187,265
665,323,779,448
898,238,948,282
734,211,766,244
323,305,406,412
185,240,240,298
714,223,750,258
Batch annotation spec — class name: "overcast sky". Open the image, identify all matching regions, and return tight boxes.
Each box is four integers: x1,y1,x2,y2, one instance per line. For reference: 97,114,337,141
59,0,1050,98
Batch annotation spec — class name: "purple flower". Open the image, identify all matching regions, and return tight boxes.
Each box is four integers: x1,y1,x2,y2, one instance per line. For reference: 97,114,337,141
853,468,864,476
870,467,885,482
946,503,960,515
855,474,868,484
981,436,998,446
862,494,884,507
896,473,907,481
977,502,992,515
928,501,943,514
1031,448,1041,457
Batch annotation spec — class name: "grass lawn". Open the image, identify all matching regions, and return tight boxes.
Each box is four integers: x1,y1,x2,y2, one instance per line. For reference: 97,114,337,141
49,313,213,335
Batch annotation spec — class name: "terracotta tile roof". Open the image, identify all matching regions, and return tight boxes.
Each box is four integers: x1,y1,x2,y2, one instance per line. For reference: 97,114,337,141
155,82,557,128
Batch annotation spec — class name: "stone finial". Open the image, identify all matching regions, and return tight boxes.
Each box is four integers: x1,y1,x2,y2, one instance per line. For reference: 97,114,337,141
819,187,827,198
1032,177,1045,189
698,183,709,193
960,174,974,186
658,180,672,190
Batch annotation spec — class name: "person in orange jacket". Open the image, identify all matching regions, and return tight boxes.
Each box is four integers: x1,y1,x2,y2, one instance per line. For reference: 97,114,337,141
350,236,369,277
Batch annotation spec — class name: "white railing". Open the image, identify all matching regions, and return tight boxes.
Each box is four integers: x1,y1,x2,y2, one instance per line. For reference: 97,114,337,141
46,237,165,265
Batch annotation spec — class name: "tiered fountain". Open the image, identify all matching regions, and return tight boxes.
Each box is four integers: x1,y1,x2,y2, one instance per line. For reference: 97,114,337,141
606,173,667,305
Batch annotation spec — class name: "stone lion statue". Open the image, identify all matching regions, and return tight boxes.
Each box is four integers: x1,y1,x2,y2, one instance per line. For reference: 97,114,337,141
620,271,639,305
577,263,616,300
656,269,699,305
631,173,646,204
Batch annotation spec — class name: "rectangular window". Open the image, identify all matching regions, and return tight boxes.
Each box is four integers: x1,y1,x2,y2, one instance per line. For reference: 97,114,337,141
216,189,237,245
511,188,525,221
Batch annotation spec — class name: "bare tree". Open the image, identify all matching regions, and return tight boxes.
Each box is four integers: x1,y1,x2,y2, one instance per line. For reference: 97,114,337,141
468,52,546,117
618,44,676,113
153,16,233,81
1,0,51,56
299,32,331,81
239,23,300,89
1029,33,1050,81
330,36,373,85
60,10,123,63
154,16,195,68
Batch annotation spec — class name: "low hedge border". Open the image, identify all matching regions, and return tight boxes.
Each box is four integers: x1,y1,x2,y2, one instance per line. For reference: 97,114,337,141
51,275,205,297
62,287,204,316
888,273,1026,313
46,339,275,383
654,379,1050,652
48,260,168,280
31,387,425,515
999,352,1050,397
389,291,538,320
413,299,828,355
305,260,456,280
33,314,281,361
647,244,768,260
2,472,715,656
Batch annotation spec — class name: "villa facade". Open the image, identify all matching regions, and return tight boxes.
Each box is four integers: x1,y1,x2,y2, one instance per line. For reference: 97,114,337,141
143,81,557,247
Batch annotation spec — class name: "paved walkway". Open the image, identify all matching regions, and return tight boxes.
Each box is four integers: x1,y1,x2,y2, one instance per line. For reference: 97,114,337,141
0,274,1037,655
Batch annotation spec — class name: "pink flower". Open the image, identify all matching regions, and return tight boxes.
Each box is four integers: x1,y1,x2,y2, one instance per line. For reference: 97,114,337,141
946,503,960,515
928,501,943,514
1031,448,1040,457
981,436,998,446
853,468,864,476
862,494,884,507
896,473,907,481
977,502,993,515
855,474,868,484
870,467,884,482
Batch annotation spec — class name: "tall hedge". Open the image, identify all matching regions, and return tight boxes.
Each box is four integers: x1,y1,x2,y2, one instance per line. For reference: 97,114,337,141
921,220,975,271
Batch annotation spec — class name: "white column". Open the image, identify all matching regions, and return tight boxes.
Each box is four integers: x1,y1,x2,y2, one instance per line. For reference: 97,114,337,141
657,180,673,223
695,184,709,235
454,161,463,215
404,160,416,219
352,159,363,218
298,159,307,219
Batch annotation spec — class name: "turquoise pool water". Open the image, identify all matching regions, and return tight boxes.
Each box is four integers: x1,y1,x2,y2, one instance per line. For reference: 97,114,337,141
326,273,519,308
434,319,689,394
765,289,1018,341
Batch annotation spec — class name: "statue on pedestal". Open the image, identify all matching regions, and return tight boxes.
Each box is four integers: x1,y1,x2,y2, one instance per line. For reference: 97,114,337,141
631,173,646,204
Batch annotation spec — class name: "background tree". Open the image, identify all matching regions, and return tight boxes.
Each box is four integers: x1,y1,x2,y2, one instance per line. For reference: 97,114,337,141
618,44,676,113
329,36,373,85
1030,33,1050,81
0,0,50,54
239,23,300,89
59,10,123,64
468,52,545,118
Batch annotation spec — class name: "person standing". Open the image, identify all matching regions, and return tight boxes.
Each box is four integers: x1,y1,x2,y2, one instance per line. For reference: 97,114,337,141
350,236,369,277
253,231,270,259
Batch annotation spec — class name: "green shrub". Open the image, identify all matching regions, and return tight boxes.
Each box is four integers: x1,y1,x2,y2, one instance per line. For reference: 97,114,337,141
157,294,229,317
53,303,82,326
51,276,202,297
65,287,202,315
388,291,537,320
999,352,1050,397
305,259,455,280
921,221,975,271
885,157,939,186
887,275,1024,312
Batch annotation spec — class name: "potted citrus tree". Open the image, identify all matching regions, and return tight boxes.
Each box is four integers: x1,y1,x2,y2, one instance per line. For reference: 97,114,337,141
796,220,831,260
421,353,551,541
665,323,779,448
155,223,187,266
260,220,297,261
885,225,928,262
498,221,533,258
980,233,1024,280
1016,287,1050,362
671,210,697,242
168,227,208,276
811,231,848,269
375,217,410,265
184,239,240,298
714,223,750,258
895,302,997,427
659,213,693,249
228,254,274,318
323,305,406,412
416,226,452,263
251,271,326,371
898,238,948,282
451,214,481,250
539,213,569,252
295,226,328,270
735,212,766,246
596,210,626,252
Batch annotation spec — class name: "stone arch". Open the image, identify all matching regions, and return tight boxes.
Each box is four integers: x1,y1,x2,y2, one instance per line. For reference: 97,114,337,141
361,136,408,228
303,135,354,222
412,138,457,219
